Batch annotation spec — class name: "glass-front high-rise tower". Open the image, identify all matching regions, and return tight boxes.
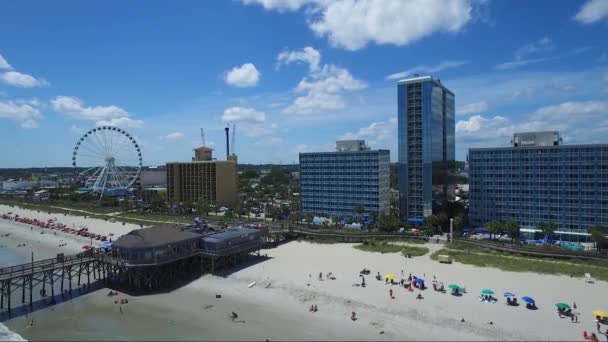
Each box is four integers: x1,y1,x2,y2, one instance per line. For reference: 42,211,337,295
398,76,455,219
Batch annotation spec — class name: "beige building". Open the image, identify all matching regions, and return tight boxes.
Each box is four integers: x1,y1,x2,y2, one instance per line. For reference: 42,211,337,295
166,147,238,206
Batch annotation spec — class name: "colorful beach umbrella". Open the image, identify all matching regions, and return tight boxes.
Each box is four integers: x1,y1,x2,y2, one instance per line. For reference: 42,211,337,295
504,292,516,297
448,284,460,289
522,296,535,304
481,289,494,295
385,274,396,280
593,310,608,318
555,303,571,310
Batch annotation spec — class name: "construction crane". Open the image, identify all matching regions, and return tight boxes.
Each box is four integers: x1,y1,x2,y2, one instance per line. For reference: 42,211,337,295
200,128,206,147
231,123,236,156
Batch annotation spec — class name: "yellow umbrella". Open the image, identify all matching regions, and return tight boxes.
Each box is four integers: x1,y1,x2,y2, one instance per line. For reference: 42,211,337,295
593,310,608,318
385,274,396,280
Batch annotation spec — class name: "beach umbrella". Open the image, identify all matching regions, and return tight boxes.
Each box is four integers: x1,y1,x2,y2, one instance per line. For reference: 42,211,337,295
385,274,396,280
555,303,570,310
593,310,608,319
481,289,494,295
448,284,460,289
522,296,535,304
415,278,425,283
504,292,516,297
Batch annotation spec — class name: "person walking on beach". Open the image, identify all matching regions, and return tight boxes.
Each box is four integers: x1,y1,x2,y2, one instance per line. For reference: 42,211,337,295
389,288,393,299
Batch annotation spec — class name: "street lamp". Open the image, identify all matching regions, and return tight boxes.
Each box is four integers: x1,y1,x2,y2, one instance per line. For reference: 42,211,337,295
449,218,454,245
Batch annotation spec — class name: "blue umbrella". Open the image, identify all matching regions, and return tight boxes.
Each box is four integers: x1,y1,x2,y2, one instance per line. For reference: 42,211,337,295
504,292,516,297
522,296,535,303
415,278,425,283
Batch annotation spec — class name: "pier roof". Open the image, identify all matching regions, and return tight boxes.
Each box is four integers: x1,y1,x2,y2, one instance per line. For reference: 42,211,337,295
113,225,201,249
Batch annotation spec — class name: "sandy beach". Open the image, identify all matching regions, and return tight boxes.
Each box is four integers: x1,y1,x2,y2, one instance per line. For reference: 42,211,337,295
2,206,608,341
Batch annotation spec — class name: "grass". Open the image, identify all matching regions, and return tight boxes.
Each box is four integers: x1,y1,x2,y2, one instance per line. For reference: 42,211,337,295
401,245,430,257
354,239,429,256
430,247,608,282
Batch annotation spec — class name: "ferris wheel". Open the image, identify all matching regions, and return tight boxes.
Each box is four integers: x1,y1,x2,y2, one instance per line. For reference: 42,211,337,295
72,126,142,197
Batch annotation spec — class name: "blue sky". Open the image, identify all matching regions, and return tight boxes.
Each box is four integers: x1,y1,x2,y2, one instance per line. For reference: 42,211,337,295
1,0,607,167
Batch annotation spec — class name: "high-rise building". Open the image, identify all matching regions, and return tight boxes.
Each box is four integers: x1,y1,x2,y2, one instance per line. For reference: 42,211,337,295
469,132,608,240
299,140,390,218
397,76,455,219
166,147,238,206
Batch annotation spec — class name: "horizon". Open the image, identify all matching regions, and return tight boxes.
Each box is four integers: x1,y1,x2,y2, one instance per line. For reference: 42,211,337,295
1,0,608,168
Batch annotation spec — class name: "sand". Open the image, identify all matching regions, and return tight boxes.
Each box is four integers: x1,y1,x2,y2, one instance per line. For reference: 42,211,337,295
0,204,141,248
2,206,608,341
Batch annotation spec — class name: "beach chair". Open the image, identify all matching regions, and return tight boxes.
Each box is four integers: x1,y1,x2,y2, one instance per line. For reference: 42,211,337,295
584,331,590,340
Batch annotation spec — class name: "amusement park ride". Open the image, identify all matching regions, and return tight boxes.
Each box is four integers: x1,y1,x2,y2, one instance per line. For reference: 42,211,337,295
72,126,142,198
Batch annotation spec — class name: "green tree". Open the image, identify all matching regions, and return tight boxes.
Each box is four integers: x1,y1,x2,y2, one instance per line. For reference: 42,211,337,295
425,215,440,231
304,213,314,227
331,216,340,229
354,203,365,221
486,220,503,240
452,215,464,234
504,219,520,244
588,226,607,252
223,208,235,220
537,221,557,238
377,213,400,232
196,199,211,216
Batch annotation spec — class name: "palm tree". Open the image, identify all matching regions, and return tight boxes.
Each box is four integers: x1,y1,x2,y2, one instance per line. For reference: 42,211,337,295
538,221,557,239
304,213,314,227
486,220,503,240
354,203,365,221
452,215,464,234
504,219,520,244
587,226,607,252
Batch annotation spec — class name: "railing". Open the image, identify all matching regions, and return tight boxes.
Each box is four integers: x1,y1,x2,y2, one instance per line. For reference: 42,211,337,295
270,227,428,241
454,238,608,261
200,239,262,257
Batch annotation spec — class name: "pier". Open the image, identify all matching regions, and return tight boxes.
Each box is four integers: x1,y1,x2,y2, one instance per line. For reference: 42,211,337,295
0,225,263,315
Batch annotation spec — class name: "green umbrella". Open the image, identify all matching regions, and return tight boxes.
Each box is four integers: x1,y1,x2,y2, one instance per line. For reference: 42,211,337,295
448,284,460,289
481,289,494,295
555,303,571,310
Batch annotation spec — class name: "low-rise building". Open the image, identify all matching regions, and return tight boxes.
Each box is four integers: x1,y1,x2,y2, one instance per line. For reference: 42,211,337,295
469,131,608,241
299,140,390,218
166,147,238,206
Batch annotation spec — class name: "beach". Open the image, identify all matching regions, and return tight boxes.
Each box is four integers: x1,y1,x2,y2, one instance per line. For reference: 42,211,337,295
1,205,608,341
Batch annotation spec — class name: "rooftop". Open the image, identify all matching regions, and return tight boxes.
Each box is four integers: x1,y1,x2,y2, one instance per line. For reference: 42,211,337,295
193,146,214,151
112,225,202,249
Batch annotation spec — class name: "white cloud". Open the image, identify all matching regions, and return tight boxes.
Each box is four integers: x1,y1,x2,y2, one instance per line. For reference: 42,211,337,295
277,46,321,72
160,132,185,140
532,100,608,121
456,101,488,116
574,0,608,24
96,117,144,128
52,96,130,121
513,37,553,60
495,58,551,71
244,122,280,138
279,49,366,115
0,54,12,70
242,0,313,11
1,71,49,88
339,117,397,149
0,100,42,129
456,100,608,152
21,119,39,129
244,0,473,50
385,60,468,81
456,114,511,136
495,37,555,70
224,63,261,87
222,106,266,123
70,125,86,135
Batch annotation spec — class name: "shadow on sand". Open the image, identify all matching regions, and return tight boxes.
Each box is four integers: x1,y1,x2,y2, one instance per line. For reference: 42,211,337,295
0,281,105,323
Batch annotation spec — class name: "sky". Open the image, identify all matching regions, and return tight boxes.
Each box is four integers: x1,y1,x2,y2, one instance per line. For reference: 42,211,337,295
1,0,608,168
